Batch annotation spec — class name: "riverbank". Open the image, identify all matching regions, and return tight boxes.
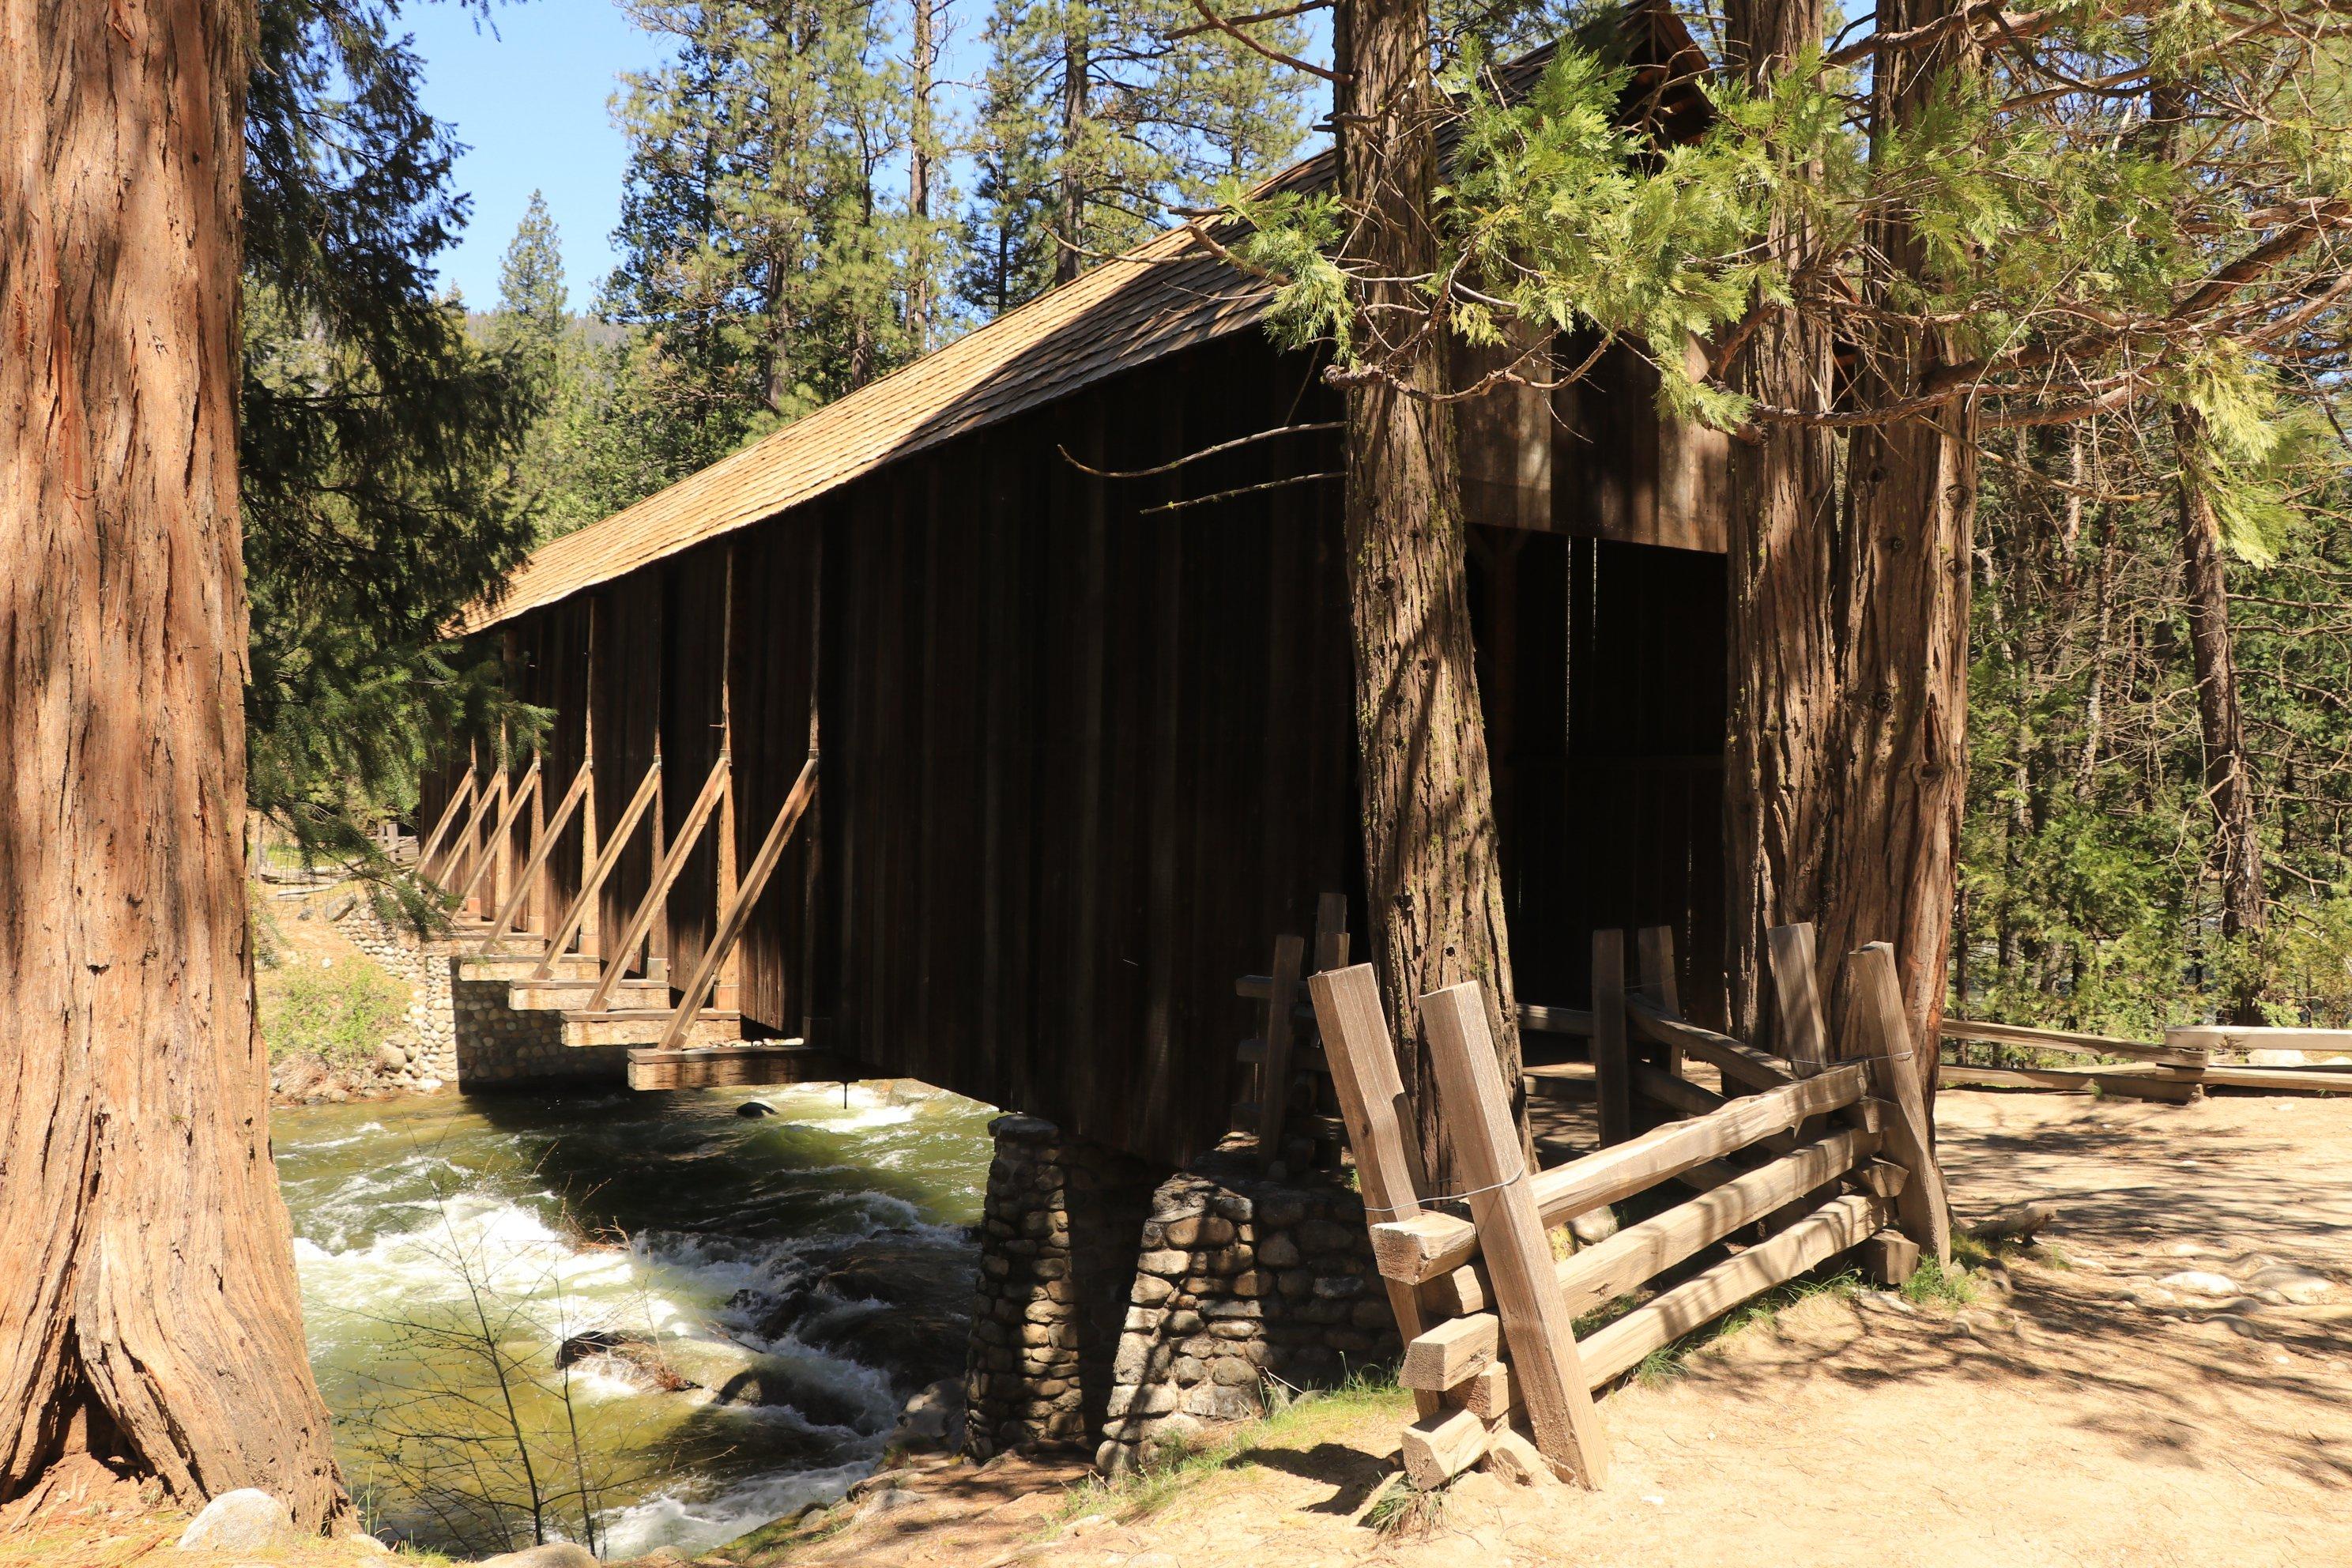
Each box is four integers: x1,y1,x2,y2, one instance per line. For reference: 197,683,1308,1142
258,881,448,1106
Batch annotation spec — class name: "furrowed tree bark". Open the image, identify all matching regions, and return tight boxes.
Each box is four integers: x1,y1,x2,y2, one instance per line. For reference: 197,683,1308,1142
1720,0,1844,1044
2171,405,2267,1022
1333,0,1525,1182
1822,0,1981,1089
0,0,349,1530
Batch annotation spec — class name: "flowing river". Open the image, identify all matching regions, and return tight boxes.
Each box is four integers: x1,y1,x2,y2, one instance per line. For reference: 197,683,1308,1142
274,1082,994,1559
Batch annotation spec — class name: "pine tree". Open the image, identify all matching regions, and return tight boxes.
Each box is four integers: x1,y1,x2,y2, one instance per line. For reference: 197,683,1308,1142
957,0,1313,315
242,0,541,903
492,190,568,379
608,0,918,458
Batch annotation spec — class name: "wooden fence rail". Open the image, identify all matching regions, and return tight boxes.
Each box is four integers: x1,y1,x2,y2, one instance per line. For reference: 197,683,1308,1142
1938,1016,2352,1099
1317,922,1950,1493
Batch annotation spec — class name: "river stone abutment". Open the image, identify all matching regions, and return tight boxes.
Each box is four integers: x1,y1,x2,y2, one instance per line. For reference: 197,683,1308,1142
963,1114,1400,1471
334,903,628,1090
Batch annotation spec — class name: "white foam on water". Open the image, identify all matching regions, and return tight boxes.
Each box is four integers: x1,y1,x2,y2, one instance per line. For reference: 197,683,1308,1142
597,1460,873,1561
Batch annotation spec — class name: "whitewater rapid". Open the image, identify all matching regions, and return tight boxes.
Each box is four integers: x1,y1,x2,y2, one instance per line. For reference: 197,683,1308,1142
273,1081,992,1558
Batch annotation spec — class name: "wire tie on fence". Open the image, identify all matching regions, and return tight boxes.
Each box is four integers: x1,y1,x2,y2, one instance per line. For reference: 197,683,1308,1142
1359,1159,1528,1219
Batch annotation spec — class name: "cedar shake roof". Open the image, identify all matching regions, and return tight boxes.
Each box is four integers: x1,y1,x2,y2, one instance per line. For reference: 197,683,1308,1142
455,220,1284,633
458,9,1709,635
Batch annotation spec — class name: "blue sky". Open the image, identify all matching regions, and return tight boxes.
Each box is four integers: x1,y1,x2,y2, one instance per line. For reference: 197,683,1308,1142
405,0,663,309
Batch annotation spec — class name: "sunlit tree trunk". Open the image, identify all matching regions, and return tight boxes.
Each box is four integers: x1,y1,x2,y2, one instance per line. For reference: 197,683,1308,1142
1823,0,1981,1086
0,0,348,1529
1333,0,1525,1178
2172,405,2267,1022
1720,0,1845,1045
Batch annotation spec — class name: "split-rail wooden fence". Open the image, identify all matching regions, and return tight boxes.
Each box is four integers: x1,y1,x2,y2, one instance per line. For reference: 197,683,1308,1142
1939,1017,2352,1101
1306,923,1951,1489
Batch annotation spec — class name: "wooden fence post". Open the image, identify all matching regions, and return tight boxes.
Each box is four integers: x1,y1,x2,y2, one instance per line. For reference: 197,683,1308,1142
1635,925,1682,1079
1255,934,1308,1167
1312,891,1350,974
1418,982,1611,1487
1592,929,1632,1146
1309,963,1441,1421
1767,922,1830,1074
1847,942,1952,1267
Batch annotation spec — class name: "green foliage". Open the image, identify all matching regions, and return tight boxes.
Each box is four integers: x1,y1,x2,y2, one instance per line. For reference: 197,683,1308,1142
1222,2,2352,450
258,952,413,1065
242,0,542,902
1960,416,2352,1031
603,0,941,444
959,0,1314,315
1899,1260,1977,1308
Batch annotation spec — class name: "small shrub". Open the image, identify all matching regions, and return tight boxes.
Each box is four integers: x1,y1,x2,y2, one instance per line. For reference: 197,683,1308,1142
259,954,410,1064
1363,1474,1448,1538
1900,1258,1978,1307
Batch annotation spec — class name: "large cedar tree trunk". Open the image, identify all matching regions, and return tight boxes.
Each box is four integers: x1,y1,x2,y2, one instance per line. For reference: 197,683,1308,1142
1333,0,1525,1179
1720,0,1845,1043
2172,405,2267,1021
1820,0,1980,1073
0,0,349,1528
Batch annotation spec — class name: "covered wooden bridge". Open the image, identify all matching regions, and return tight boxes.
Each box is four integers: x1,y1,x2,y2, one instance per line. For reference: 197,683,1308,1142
420,13,1732,1170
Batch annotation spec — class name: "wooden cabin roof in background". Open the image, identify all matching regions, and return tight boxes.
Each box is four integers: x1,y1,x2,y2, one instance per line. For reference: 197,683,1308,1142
455,222,1284,633
455,7,1711,635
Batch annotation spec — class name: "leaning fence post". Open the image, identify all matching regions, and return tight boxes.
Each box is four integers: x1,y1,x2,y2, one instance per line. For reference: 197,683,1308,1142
1310,963,1441,1421
1847,943,1953,1267
1419,982,1612,1487
1591,929,1632,1146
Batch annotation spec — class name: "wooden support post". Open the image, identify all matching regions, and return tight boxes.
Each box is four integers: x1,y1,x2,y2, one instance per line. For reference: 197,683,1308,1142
1312,891,1350,974
653,756,819,1053
1417,983,1611,1487
1635,925,1682,1079
1848,942,1952,1267
532,760,663,980
477,761,593,954
1254,933,1307,1167
1767,922,1830,1074
1591,929,1632,1147
438,767,504,897
587,753,731,1012
1308,964,1441,1421
1400,1314,1498,1389
1859,1228,1920,1287
1401,1408,1490,1491
451,756,541,910
416,768,478,882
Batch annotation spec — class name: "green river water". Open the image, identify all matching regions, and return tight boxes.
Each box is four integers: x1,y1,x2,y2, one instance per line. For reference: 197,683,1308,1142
273,1082,995,1559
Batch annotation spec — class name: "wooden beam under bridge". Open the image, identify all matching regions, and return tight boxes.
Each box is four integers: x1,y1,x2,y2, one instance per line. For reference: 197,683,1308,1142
627,1040,866,1091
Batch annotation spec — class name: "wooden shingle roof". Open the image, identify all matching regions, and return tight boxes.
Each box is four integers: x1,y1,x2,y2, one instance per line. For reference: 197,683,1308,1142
457,219,1287,633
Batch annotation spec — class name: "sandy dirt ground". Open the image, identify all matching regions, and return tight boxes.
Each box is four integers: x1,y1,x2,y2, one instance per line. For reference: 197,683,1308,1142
739,1088,2352,1568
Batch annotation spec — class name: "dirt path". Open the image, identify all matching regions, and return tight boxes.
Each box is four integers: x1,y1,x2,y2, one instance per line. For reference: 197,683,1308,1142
748,1089,2352,1568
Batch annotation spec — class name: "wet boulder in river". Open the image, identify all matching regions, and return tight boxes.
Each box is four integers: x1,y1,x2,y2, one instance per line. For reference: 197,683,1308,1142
737,1099,776,1118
